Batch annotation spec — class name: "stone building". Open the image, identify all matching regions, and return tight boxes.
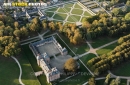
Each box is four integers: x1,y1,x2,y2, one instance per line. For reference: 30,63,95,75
29,36,68,83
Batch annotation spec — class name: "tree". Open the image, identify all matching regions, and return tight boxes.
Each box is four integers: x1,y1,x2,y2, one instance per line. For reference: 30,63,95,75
20,26,28,37
14,21,19,29
126,0,130,6
42,20,47,30
64,58,78,72
88,77,96,85
115,77,120,85
112,8,120,16
13,29,21,37
104,73,111,85
125,12,130,22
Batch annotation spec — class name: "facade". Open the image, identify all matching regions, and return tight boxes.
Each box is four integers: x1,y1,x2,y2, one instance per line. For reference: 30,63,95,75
29,36,68,83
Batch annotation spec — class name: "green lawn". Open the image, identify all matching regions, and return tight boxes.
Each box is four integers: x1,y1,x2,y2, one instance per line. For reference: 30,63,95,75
57,61,91,85
96,79,105,85
83,11,92,16
0,57,20,85
64,7,71,12
67,15,81,22
64,3,74,8
57,8,66,13
80,53,96,65
96,79,126,85
46,7,58,11
90,37,117,48
0,54,40,85
111,61,130,76
71,9,83,15
96,42,118,56
46,12,54,17
74,3,82,9
53,13,67,20
22,45,50,85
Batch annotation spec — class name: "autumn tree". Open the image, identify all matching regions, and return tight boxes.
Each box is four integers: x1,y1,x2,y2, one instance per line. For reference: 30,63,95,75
64,58,78,72
13,29,21,37
14,21,19,29
88,77,96,85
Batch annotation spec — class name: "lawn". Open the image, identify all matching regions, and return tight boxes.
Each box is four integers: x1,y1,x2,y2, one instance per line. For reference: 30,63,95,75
0,57,20,85
71,9,83,15
96,42,118,56
57,61,91,85
57,8,66,13
53,13,67,20
111,61,130,76
64,7,71,12
74,3,82,9
46,7,58,11
46,12,54,17
80,53,96,65
67,15,81,22
22,45,51,85
64,3,74,8
90,37,117,48
83,11,92,16
95,79,126,85
96,79,105,85
0,54,40,85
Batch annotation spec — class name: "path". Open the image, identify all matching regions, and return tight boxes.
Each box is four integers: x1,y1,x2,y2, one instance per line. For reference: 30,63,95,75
11,56,25,85
108,71,130,79
95,40,118,50
20,30,50,45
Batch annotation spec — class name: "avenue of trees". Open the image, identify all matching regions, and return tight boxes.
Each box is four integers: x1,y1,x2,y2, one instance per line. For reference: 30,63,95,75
82,13,130,40
87,34,130,76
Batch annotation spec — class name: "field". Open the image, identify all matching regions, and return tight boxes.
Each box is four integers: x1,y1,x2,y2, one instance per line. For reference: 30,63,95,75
90,37,117,48
96,79,127,85
80,53,96,65
96,42,118,56
111,61,130,76
42,2,93,24
0,54,40,85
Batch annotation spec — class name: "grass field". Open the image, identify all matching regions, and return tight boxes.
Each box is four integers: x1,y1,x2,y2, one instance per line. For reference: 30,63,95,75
0,55,40,85
64,3,74,8
46,7,58,11
111,61,130,76
90,37,117,48
96,79,126,85
83,11,92,16
96,42,118,56
80,53,96,65
71,9,83,15
53,13,67,20
67,15,81,22
57,8,66,13
46,12,54,17
74,3,82,9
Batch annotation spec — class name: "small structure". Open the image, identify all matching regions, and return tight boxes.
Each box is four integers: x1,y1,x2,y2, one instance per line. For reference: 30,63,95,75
110,3,125,10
